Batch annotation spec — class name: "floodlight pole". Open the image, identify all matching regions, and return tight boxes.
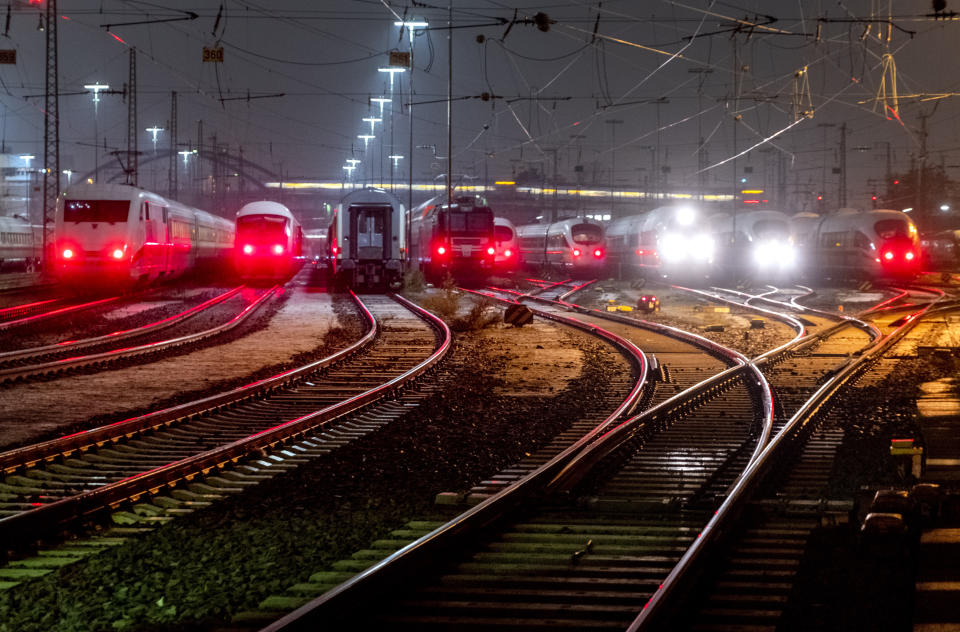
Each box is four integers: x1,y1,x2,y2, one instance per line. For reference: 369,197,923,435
42,0,59,274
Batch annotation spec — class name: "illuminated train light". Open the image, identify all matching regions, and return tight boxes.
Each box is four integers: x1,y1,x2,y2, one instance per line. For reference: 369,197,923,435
905,251,915,261
572,248,582,257
883,251,894,261
243,244,254,255
62,248,74,259
112,248,125,259
593,248,603,258
436,245,447,256
487,246,495,255
504,249,512,257
273,244,284,255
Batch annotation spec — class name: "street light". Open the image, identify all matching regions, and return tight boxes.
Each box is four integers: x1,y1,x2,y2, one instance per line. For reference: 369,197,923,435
83,82,110,111
370,97,391,115
85,82,110,182
377,66,405,91
145,126,163,152
362,117,382,134
178,150,192,165
62,169,73,186
358,134,375,148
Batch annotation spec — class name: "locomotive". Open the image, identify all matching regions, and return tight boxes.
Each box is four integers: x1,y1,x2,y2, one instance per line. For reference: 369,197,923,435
55,183,234,287
408,193,495,284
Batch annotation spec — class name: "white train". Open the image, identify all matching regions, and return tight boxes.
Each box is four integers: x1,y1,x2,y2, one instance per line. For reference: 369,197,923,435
55,183,234,286
709,209,796,280
791,208,921,281
328,187,405,288
493,216,519,273
604,205,712,280
516,217,606,277
0,215,42,272
234,201,304,280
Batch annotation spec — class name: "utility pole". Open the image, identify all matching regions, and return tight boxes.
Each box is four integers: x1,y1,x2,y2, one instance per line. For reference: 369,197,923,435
605,119,623,217
168,91,177,198
838,122,847,207
817,123,835,210
446,1,453,208
42,0,59,273
688,69,713,200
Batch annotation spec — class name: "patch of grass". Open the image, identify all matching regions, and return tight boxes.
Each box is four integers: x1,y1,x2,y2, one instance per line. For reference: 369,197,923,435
450,297,501,332
403,269,426,293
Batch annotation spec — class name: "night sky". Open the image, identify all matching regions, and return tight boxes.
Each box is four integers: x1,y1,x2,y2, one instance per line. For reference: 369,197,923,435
2,1,959,211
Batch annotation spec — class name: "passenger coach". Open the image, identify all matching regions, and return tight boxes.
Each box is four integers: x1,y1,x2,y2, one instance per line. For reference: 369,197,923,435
328,187,405,288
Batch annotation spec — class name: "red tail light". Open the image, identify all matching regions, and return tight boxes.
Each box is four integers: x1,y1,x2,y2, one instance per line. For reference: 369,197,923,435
905,251,915,261
242,244,254,255
273,244,284,255
572,248,581,257
111,247,125,260
593,248,603,258
487,246,495,256
62,248,74,259
331,246,338,254
883,251,894,261
504,249,512,258
436,245,447,256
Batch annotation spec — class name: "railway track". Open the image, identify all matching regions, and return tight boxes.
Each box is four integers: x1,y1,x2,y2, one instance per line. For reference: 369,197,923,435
0,292,449,561
258,279,925,631
0,285,275,383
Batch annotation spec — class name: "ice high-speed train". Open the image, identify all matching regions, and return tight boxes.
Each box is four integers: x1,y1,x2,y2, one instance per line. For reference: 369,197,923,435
234,201,304,280
516,217,606,277
791,208,921,281
493,216,520,273
604,205,713,280
55,183,234,286
709,209,795,281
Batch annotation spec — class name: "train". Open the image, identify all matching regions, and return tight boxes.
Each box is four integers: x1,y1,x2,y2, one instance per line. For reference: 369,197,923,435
709,209,796,281
408,193,495,284
790,208,921,281
0,215,42,272
328,187,405,288
55,183,234,286
234,201,304,280
604,205,713,280
493,216,519,273
516,217,606,277
303,228,328,267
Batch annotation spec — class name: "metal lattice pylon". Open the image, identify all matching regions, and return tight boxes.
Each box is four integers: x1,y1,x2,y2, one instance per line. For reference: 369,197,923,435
126,48,137,186
42,0,59,272
875,53,900,120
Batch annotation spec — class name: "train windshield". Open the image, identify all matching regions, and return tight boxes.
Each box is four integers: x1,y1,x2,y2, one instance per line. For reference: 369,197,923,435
875,219,910,240
494,225,514,243
571,223,603,244
63,200,130,223
237,214,289,243
448,207,493,234
753,219,789,240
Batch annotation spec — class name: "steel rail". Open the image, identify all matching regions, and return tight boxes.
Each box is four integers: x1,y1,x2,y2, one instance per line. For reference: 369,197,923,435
262,286,651,632
628,290,947,631
0,292,450,547
0,295,121,332
0,286,245,363
0,291,377,475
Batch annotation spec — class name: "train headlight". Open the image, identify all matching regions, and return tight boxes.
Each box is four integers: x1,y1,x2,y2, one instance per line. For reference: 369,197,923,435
660,233,686,263
691,234,713,262
753,242,777,266
62,248,74,259
273,244,284,255
111,248,125,260
243,244,254,255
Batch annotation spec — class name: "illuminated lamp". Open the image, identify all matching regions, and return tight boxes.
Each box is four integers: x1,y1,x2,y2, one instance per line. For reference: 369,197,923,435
572,248,581,257
504,249,512,257
273,244,284,255
487,246,495,255
331,246,338,254
905,251,915,261
883,251,894,261
243,244,254,255
593,248,603,258
436,245,447,256
62,248,74,259
112,248,125,259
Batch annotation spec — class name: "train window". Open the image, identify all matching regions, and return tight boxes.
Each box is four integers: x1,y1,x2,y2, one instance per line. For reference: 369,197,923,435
875,219,909,239
494,226,513,243
853,232,871,249
448,210,493,232
162,208,169,223
64,200,130,223
571,224,602,244
821,231,848,248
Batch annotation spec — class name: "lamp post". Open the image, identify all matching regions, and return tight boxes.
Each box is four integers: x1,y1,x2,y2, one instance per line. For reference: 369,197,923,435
84,82,110,182
396,19,428,261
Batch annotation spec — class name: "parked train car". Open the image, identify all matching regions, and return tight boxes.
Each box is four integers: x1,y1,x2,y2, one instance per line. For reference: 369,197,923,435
921,229,960,271
234,201,304,280
792,208,921,281
303,228,328,267
328,187,405,288
408,193,494,283
604,205,712,281
709,209,796,281
493,216,520,273
55,183,234,286
517,217,606,277
0,215,42,272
